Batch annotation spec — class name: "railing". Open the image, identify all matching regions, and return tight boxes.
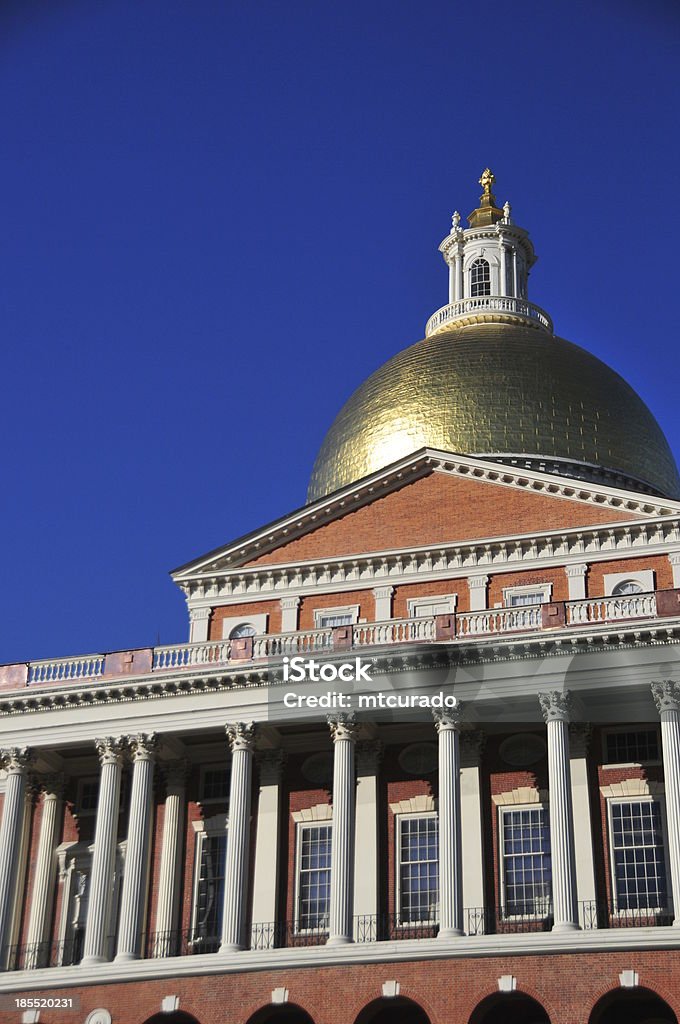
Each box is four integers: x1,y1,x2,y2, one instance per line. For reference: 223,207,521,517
566,593,657,625
145,929,221,958
425,296,553,337
353,617,435,647
152,639,232,671
27,655,105,685
253,629,332,658
250,919,329,950
354,913,438,942
457,605,543,636
580,900,672,929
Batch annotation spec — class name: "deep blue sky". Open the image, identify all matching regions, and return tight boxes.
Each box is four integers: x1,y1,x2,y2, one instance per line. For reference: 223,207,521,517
1,0,679,663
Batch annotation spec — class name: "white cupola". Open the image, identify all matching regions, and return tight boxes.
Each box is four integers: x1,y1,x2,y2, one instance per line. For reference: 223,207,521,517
426,169,553,337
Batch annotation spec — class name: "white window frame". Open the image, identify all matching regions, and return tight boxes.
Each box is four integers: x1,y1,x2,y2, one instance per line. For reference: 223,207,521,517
221,612,268,640
606,796,670,916
603,569,655,597
199,763,231,805
75,777,100,817
293,820,333,934
502,582,552,607
498,803,552,920
190,813,228,946
313,605,360,629
395,811,439,927
407,595,457,618
601,726,661,769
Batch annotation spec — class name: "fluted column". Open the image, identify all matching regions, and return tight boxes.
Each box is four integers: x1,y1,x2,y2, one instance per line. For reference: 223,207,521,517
25,774,65,967
82,737,125,965
251,750,285,936
539,692,579,931
220,722,256,953
327,713,357,945
153,760,189,956
460,731,486,928
652,680,680,925
434,708,464,938
116,734,158,961
0,748,35,969
353,741,382,935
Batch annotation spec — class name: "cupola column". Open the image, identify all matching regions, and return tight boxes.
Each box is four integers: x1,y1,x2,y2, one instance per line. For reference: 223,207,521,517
220,722,256,952
539,692,579,931
115,733,158,961
499,243,508,297
82,737,126,964
651,681,680,925
327,713,357,945
0,747,34,969
434,708,464,938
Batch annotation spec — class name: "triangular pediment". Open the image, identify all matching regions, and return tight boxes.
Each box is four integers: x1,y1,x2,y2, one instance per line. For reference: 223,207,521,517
172,449,680,582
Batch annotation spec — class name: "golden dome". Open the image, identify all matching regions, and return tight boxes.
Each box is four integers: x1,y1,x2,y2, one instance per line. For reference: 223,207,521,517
307,323,680,502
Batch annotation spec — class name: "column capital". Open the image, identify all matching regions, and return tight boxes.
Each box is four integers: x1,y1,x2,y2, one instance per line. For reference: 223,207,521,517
539,690,572,723
225,721,256,752
40,772,67,799
189,605,212,622
94,736,127,767
257,749,286,784
280,595,301,610
128,733,159,762
372,585,395,600
0,747,35,774
568,723,592,757
162,759,191,790
328,713,358,743
668,553,680,567
565,562,588,578
468,574,489,589
652,680,680,715
356,739,383,773
433,704,463,731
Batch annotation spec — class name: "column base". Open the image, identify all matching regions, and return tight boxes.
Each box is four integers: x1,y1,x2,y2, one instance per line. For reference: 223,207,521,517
326,935,354,946
437,928,464,939
551,921,581,933
219,942,244,954
113,951,139,963
80,954,109,966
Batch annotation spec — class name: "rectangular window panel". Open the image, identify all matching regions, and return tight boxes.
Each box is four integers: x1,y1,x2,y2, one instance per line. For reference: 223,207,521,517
604,730,659,765
297,824,332,930
611,800,668,911
501,807,552,916
398,815,439,924
318,614,353,628
202,767,231,801
193,832,227,944
508,592,546,607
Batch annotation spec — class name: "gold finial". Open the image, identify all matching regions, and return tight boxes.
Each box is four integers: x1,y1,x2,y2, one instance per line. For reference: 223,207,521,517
479,168,495,197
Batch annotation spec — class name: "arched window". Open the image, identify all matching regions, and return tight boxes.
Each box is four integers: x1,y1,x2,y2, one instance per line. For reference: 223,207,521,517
229,622,256,639
470,257,491,296
611,579,644,596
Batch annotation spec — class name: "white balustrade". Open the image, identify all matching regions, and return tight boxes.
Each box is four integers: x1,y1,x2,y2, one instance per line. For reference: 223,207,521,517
252,628,332,658
566,593,656,625
28,655,105,684
353,617,435,646
425,296,553,337
456,605,542,637
152,640,231,670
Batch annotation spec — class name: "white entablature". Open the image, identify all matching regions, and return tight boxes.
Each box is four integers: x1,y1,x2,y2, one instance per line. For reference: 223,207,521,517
426,169,552,337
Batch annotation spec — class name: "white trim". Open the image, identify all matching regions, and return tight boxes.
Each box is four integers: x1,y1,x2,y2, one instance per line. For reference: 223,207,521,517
407,595,457,617
600,779,664,799
291,803,333,823
389,795,436,815
313,605,359,628
221,614,268,640
603,569,655,596
395,810,439,927
497,802,552,921
492,787,547,806
293,819,332,934
502,582,552,606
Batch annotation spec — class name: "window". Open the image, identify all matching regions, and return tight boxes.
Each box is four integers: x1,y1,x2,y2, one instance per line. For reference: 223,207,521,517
503,583,552,608
508,592,545,607
609,799,668,911
77,778,99,815
296,824,332,930
408,596,456,618
229,622,256,639
200,765,231,802
611,580,644,596
191,817,227,948
314,605,359,629
604,729,660,765
500,807,552,916
470,257,491,297
603,569,654,597
397,814,439,924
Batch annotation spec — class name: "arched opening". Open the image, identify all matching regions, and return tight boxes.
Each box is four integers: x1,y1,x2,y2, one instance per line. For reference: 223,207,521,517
470,257,491,297
589,987,677,1024
354,996,431,1024
611,579,644,596
469,992,550,1024
143,1013,201,1024
229,622,256,638
246,1003,316,1024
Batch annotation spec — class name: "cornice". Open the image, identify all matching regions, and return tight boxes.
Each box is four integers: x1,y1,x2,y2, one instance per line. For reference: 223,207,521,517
172,450,680,583
3,619,680,718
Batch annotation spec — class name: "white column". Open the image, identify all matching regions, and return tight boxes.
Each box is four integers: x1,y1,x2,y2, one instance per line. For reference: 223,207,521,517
82,737,125,965
448,262,455,304
565,563,588,601
116,734,158,961
189,606,211,643
456,252,464,300
669,554,680,590
153,760,189,956
652,681,680,925
373,587,394,622
280,597,300,633
220,722,256,953
539,692,579,932
251,750,285,936
569,725,597,927
25,774,65,968
434,708,464,938
327,713,357,945
0,748,34,969
468,574,489,612
460,732,485,932
353,741,382,937
512,250,519,297
499,244,508,297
